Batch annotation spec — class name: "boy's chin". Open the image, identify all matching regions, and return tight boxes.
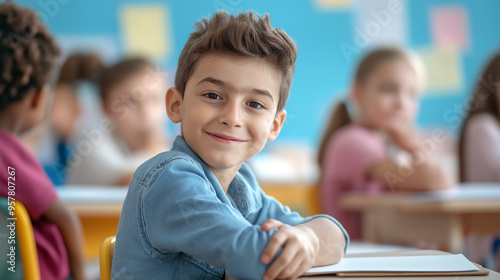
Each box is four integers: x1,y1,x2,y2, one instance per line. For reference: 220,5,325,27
204,159,244,171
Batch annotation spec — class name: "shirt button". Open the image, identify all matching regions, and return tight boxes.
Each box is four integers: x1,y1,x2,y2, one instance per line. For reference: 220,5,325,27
209,265,215,269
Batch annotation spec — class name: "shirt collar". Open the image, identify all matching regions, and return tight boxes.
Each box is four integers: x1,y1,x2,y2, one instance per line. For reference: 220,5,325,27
171,136,205,164
170,136,260,216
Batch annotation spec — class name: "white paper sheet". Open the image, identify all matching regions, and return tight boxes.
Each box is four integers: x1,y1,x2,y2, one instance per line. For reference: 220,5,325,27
304,254,478,275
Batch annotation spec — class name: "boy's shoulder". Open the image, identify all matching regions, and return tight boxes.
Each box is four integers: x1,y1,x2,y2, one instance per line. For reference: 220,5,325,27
132,149,205,185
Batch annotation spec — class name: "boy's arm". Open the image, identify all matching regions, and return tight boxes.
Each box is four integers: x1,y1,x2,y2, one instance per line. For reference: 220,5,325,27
140,159,282,280
250,177,348,279
44,199,86,280
259,217,346,279
296,217,345,265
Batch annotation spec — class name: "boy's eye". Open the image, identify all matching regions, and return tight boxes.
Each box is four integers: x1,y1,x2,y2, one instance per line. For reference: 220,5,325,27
247,101,264,109
203,92,221,100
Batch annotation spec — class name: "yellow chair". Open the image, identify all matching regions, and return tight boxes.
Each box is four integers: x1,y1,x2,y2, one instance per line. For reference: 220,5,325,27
0,198,40,280
99,236,116,280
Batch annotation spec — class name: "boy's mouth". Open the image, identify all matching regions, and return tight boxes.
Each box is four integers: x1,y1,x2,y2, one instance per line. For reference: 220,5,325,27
205,132,246,144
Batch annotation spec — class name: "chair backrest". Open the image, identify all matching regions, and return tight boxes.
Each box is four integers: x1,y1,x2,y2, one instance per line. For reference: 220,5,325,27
100,236,116,280
0,197,40,280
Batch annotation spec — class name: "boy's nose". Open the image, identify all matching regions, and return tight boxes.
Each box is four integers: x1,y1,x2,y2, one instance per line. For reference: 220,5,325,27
219,102,243,128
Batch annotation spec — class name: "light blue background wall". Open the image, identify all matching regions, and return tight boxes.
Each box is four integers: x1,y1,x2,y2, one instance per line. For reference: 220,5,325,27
15,0,500,147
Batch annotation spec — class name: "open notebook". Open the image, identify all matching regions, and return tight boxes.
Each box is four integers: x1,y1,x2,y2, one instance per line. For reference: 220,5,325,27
303,254,490,277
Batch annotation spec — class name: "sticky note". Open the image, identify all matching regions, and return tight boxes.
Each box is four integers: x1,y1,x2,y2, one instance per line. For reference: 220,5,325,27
315,0,352,10
430,6,469,50
418,48,462,93
120,4,172,60
353,0,407,47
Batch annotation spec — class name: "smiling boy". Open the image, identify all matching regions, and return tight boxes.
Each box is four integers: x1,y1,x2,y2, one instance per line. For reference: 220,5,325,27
112,11,348,280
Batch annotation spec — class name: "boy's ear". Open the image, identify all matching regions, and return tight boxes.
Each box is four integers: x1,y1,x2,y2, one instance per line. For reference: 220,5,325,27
267,109,286,141
165,87,182,123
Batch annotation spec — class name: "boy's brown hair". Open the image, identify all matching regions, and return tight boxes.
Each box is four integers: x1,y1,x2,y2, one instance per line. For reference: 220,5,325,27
0,2,60,111
175,10,297,112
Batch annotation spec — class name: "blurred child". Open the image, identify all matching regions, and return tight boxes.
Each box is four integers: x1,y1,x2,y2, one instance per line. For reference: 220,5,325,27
67,58,169,186
459,52,500,183
317,48,453,240
43,53,103,185
459,52,500,270
112,11,348,280
0,3,85,280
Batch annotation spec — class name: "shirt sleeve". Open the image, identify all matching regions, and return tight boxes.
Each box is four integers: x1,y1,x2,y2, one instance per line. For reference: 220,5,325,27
67,134,129,185
0,133,58,220
139,157,277,280
325,129,386,183
320,127,385,221
239,162,350,253
465,114,500,181
255,187,350,253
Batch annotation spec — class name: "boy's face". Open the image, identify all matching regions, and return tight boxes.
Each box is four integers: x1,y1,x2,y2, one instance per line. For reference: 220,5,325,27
167,53,286,171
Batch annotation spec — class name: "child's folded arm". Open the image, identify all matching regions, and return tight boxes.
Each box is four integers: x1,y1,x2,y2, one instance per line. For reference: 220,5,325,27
138,158,275,279
248,184,349,277
241,159,350,255
295,217,346,266
255,188,350,255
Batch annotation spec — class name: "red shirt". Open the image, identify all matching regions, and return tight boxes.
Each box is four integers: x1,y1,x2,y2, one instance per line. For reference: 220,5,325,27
0,130,69,280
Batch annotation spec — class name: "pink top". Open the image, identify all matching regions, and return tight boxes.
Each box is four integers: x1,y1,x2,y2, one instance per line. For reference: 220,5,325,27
463,113,500,182
320,124,387,240
0,130,69,280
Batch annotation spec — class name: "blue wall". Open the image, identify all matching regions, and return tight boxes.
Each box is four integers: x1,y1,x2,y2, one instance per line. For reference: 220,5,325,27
15,0,500,146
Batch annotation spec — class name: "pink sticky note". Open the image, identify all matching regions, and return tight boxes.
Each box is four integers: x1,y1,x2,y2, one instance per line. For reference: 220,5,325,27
430,6,469,50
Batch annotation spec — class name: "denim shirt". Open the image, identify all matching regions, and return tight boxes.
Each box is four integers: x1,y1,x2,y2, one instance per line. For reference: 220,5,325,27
112,136,349,280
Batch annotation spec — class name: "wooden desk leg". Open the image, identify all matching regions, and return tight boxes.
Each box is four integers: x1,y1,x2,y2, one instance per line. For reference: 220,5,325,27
447,215,464,254
362,211,379,243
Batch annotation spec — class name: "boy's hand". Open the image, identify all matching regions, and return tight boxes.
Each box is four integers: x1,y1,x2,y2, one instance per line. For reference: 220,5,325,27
260,219,319,280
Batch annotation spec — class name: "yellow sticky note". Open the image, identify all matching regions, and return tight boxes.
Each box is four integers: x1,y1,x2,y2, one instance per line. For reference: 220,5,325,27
315,0,352,10
418,48,462,93
120,4,172,60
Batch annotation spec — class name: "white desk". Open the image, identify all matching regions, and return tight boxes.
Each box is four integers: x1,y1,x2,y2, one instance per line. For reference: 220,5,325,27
297,250,499,279
340,183,500,253
58,186,127,258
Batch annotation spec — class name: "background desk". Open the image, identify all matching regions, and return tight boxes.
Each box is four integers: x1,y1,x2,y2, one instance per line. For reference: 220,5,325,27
58,187,127,258
296,250,499,279
340,184,500,253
